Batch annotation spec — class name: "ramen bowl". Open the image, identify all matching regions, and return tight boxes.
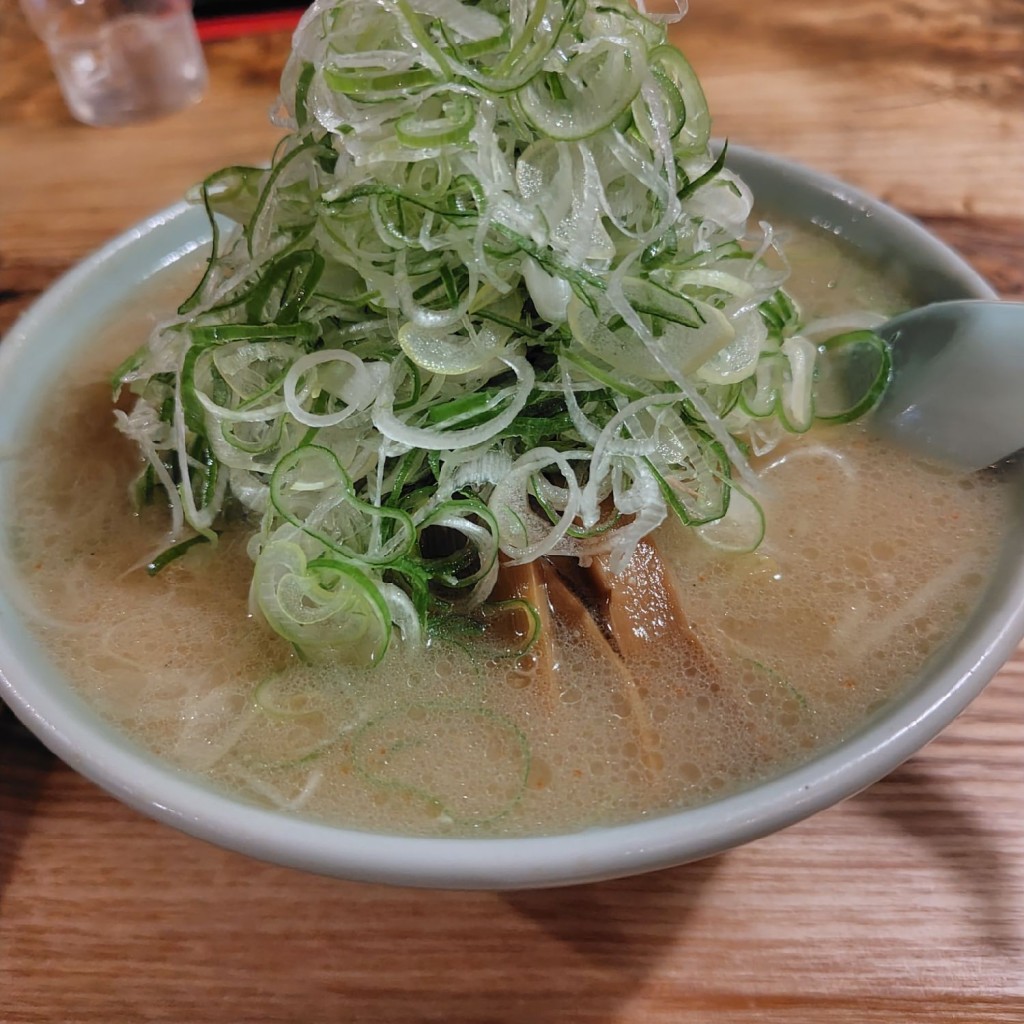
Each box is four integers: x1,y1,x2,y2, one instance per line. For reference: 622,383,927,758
1,146,1022,889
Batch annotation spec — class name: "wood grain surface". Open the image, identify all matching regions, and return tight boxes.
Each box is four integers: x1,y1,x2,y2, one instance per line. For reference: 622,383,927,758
1,1,1023,1021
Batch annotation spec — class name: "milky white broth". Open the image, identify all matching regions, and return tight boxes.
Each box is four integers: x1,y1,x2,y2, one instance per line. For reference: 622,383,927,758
8,223,1014,837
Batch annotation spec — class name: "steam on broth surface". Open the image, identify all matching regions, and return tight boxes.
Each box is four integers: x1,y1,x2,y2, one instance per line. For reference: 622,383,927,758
9,224,1013,836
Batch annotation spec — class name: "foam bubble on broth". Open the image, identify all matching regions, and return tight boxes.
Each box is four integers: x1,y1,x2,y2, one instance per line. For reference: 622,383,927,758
6,232,1015,837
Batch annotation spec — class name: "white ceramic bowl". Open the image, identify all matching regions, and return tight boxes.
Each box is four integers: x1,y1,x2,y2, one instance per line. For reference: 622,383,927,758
2,147,1023,889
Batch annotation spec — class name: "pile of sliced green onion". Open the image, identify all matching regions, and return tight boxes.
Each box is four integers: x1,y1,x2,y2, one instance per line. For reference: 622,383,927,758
113,0,891,664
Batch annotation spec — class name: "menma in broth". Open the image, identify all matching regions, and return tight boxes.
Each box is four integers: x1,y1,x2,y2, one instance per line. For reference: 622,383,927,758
9,225,1014,836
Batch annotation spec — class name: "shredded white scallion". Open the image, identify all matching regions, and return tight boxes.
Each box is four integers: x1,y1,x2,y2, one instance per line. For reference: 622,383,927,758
113,0,891,664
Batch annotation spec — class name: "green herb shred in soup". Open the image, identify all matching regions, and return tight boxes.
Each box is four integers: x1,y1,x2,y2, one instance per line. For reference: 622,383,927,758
111,0,891,664
14,0,1009,835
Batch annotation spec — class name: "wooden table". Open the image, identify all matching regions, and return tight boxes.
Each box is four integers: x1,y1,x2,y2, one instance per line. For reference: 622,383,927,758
2,2,1022,1020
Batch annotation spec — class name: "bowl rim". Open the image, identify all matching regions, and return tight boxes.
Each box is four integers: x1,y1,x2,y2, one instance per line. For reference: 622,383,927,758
1,145,1020,890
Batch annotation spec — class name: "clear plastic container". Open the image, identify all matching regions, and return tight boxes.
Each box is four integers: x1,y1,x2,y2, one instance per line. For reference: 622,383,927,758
20,0,208,127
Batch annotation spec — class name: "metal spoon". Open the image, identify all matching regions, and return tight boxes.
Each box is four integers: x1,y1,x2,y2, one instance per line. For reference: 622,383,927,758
870,300,1024,472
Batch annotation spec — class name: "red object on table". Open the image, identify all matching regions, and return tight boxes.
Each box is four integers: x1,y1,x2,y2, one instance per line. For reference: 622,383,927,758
195,5,303,40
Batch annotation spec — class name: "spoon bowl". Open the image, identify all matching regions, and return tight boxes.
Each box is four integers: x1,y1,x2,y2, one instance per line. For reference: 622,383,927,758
871,300,1024,472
